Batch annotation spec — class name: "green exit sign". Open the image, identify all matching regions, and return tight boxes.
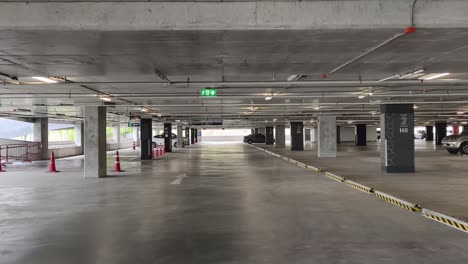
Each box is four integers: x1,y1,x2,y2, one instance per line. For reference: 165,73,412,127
201,88,217,97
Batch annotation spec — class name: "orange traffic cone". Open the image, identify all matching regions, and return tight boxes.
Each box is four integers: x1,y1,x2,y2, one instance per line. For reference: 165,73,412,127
0,152,4,172
113,151,123,172
47,151,58,173
155,147,159,157
151,145,155,159
159,147,163,156
133,141,136,150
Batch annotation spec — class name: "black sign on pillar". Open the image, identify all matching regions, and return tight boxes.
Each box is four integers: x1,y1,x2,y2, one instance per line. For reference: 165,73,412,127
195,129,198,143
265,126,274,145
290,122,304,151
164,123,172,152
355,124,367,146
140,119,152,160
190,128,195,144
425,126,434,141
380,104,415,173
435,122,447,145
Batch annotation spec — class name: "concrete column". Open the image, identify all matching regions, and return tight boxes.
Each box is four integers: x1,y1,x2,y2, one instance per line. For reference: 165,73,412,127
464,125,468,132
177,124,183,148
195,129,198,143
33,118,48,160
164,123,173,152
191,128,195,144
336,126,341,144
318,116,337,157
254,128,259,134
355,124,367,146
132,127,140,146
380,104,415,173
305,128,311,141
312,128,317,143
435,122,447,145
112,126,120,148
275,124,286,148
290,122,304,151
140,119,152,160
426,126,434,141
185,127,190,145
265,126,274,145
84,106,107,178
453,125,460,135
74,123,83,147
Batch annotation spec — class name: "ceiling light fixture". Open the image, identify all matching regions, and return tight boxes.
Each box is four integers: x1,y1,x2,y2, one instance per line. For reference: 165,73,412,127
420,73,450,80
99,95,112,102
287,74,304,82
141,108,149,112
265,96,272,101
358,95,366,99
457,111,465,115
413,105,419,109
313,106,320,110
32,76,58,83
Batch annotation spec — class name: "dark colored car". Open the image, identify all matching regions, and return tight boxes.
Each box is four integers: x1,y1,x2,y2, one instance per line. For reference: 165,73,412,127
243,133,266,144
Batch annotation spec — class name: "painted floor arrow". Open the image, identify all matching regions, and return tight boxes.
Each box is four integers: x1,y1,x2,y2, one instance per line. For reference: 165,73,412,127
170,173,187,185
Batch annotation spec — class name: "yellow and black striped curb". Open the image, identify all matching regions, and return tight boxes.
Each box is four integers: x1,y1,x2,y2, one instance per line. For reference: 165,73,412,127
422,209,468,233
325,172,346,182
344,179,374,193
374,191,421,212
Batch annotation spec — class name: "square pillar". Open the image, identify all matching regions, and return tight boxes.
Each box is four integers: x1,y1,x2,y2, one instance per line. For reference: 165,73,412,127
275,124,286,148
435,122,447,145
140,119,152,160
185,127,190,145
290,122,304,151
265,126,274,145
177,124,184,148
132,127,140,146
318,116,337,157
426,126,434,141
84,106,107,178
112,126,120,148
191,128,195,144
336,126,341,144
164,123,173,152
195,129,198,143
355,124,367,146
74,123,84,147
33,118,48,160
380,104,415,173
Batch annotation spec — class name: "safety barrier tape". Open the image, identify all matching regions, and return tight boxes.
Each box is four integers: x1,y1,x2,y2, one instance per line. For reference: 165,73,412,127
374,191,421,212
344,179,374,193
422,209,468,233
325,172,346,182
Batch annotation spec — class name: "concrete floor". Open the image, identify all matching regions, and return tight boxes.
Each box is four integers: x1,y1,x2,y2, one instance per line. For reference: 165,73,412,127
1,143,468,263
259,140,468,222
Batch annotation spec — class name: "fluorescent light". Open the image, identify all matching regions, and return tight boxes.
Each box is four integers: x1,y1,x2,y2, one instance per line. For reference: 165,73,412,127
32,76,58,83
287,74,303,82
420,73,450,80
99,95,111,102
141,108,149,112
358,95,366,99
156,113,162,117
347,120,354,124
273,119,277,121
457,111,465,115
265,96,272,101
313,106,320,110
413,105,419,109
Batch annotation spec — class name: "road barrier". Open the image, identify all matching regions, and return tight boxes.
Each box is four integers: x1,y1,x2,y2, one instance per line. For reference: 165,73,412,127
422,209,468,233
373,191,421,212
0,142,41,164
345,179,374,193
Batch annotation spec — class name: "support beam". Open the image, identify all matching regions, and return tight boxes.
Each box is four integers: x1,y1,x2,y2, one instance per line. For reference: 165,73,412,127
74,123,84,147
33,118,48,160
84,106,106,178
265,126,274,145
318,116,337,157
177,124,183,148
380,104,415,173
290,122,304,151
275,124,285,148
355,124,367,146
140,119,152,160
164,123,172,152
435,122,447,145
426,126,434,141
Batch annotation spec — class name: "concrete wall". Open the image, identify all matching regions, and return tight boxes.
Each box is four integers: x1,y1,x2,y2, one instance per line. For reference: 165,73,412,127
201,136,243,142
49,146,83,158
340,127,355,142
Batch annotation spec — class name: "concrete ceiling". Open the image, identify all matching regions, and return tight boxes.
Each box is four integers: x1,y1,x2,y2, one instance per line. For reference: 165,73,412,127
1,0,468,127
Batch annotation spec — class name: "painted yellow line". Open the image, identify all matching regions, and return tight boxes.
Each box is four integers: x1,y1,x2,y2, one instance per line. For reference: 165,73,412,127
344,179,374,193
325,172,346,182
422,209,468,233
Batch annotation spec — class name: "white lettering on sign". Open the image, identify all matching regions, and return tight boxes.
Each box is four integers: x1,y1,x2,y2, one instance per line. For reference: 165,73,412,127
400,127,409,133
399,114,409,133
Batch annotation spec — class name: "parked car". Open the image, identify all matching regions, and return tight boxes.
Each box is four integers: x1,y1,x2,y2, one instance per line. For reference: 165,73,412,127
441,131,468,154
415,130,427,139
152,133,188,148
243,133,266,144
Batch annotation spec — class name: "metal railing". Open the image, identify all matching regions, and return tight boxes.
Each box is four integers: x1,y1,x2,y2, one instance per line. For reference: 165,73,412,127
0,142,41,166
